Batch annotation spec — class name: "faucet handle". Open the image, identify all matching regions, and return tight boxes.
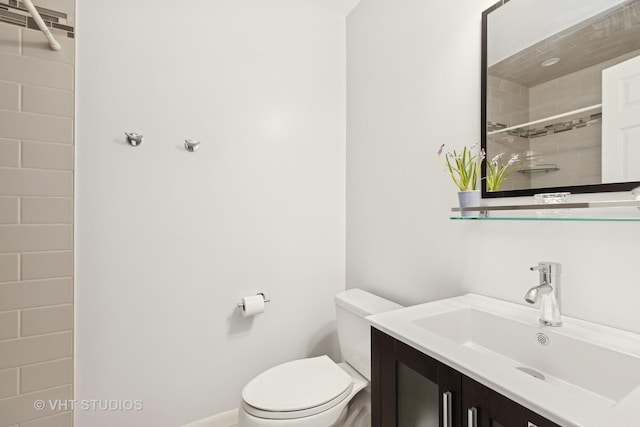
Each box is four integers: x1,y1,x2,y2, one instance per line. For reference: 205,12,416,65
530,262,561,273
529,262,562,286
529,263,550,276
530,264,549,285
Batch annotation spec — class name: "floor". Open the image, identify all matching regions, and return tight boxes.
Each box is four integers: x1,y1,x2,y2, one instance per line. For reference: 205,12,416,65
181,409,238,427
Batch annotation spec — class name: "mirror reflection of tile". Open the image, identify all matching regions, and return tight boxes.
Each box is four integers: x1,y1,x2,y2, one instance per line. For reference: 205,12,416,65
0,0,74,38
486,0,640,191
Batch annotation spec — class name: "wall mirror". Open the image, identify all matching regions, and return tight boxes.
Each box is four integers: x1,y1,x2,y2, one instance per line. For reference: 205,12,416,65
481,0,640,198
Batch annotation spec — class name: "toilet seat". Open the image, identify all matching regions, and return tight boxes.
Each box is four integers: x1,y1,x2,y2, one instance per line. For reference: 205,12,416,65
241,356,354,420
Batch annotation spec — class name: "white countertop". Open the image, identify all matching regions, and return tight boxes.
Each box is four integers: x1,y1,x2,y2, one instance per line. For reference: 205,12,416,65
367,294,640,427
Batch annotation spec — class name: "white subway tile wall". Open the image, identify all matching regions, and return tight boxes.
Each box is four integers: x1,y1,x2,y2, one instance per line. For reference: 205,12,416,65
486,75,531,191
0,0,74,424
20,198,72,224
0,254,20,282
0,197,19,224
0,311,19,341
527,50,640,189
0,24,20,54
488,49,640,192
20,412,72,427
0,140,21,167
0,368,19,399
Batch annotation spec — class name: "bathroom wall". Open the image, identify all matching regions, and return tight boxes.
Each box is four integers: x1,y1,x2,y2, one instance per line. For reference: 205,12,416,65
347,0,640,334
76,1,345,426
0,1,75,426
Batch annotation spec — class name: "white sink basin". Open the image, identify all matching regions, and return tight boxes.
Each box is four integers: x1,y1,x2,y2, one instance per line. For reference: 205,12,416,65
415,307,640,404
367,294,640,427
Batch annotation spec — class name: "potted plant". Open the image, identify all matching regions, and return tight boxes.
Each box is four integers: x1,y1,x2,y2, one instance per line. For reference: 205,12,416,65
437,143,484,216
486,153,519,192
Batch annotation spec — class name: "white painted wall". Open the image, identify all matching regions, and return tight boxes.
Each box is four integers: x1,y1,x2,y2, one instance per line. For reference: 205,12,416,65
76,1,345,426
307,0,363,16
347,0,640,335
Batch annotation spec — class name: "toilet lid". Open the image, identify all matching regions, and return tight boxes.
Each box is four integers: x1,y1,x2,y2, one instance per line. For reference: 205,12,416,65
242,356,353,416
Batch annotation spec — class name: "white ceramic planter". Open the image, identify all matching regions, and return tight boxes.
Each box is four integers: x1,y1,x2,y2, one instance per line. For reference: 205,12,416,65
457,190,481,217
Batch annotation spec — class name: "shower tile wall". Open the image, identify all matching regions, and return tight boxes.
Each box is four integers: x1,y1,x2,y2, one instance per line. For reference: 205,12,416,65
527,61,603,188
486,75,530,191
488,69,600,190
0,1,74,426
527,50,640,189
488,49,640,191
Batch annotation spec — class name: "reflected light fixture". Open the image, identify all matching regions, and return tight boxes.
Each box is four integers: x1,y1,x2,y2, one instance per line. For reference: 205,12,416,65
540,57,561,67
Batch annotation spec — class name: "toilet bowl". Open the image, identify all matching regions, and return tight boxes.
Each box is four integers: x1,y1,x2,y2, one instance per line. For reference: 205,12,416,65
238,289,402,427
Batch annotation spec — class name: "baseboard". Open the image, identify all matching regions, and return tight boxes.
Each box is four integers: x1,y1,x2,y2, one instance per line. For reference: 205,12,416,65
181,408,238,427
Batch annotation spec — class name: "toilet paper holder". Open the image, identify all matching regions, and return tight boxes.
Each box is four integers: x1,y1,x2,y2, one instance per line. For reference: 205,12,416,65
237,293,271,310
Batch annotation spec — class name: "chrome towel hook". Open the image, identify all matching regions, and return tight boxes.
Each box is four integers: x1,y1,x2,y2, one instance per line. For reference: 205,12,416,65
125,132,143,147
185,139,201,152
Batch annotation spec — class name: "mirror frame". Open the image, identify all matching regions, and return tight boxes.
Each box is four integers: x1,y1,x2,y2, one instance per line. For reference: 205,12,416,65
481,0,640,198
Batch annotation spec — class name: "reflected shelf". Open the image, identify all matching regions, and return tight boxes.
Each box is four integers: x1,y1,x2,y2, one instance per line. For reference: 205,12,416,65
487,104,602,136
516,164,560,174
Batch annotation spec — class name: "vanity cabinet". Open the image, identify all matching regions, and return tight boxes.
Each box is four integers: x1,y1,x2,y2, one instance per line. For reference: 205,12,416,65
462,376,560,427
371,328,562,427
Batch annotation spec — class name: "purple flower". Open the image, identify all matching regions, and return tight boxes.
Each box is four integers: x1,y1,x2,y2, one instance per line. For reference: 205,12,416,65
437,144,445,156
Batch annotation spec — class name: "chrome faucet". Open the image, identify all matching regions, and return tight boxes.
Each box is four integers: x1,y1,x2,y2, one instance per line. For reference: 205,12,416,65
524,262,562,327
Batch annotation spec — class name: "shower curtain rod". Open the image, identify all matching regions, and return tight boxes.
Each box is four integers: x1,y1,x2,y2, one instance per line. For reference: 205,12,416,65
22,0,61,51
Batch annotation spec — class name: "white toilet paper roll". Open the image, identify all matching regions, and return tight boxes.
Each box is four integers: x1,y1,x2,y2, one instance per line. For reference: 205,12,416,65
241,295,265,317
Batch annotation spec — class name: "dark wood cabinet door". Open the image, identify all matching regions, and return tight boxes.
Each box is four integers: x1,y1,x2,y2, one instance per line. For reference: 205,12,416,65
372,327,462,427
462,376,562,427
489,392,561,427
438,362,462,427
396,339,448,427
462,375,491,427
373,329,562,427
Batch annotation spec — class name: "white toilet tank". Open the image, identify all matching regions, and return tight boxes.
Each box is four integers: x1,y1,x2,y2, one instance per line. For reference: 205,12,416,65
335,289,402,381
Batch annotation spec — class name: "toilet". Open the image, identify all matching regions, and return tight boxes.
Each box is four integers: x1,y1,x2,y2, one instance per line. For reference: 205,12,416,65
238,289,402,427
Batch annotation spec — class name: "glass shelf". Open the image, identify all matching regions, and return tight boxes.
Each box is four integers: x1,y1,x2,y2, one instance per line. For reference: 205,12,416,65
451,200,640,221
451,215,640,222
